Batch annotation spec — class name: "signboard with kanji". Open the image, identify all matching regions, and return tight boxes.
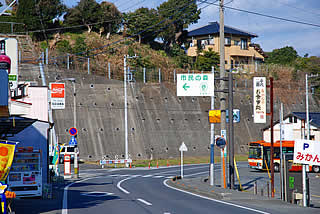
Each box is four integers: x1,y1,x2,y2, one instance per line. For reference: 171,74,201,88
253,77,266,123
177,74,214,96
50,83,65,109
293,139,320,166
209,110,221,123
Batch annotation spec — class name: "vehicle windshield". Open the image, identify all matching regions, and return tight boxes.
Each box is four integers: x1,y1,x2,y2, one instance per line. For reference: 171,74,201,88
249,146,262,159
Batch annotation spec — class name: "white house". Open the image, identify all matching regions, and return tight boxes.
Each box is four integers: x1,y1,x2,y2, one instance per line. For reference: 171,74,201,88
263,112,320,142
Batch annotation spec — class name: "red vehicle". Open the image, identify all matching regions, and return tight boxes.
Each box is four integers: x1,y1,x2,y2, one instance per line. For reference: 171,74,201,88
248,140,320,173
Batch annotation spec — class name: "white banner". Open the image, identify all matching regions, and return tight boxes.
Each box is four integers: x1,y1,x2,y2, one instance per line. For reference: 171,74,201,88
294,139,320,166
253,77,266,123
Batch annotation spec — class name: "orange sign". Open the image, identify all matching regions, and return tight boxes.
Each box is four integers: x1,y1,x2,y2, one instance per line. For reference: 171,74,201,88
50,83,65,98
209,110,221,123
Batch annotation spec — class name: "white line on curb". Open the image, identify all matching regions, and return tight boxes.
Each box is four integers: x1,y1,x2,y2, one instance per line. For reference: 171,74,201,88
137,198,152,206
163,179,270,214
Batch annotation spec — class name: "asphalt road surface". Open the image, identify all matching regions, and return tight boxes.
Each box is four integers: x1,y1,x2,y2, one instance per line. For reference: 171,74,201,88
61,163,283,214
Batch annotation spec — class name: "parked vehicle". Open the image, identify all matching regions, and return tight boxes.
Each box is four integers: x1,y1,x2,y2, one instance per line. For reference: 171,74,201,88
59,145,79,164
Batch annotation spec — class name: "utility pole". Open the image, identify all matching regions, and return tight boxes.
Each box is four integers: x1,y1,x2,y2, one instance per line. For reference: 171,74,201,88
123,54,138,167
124,55,128,167
219,0,227,188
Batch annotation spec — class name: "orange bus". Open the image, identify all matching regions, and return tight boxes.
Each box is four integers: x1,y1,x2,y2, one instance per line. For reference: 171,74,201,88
248,140,320,173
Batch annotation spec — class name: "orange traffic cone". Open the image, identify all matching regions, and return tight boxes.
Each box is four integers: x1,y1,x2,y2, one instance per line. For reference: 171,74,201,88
157,160,159,168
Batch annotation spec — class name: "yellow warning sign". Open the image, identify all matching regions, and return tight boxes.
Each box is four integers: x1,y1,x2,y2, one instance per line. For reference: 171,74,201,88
209,110,221,123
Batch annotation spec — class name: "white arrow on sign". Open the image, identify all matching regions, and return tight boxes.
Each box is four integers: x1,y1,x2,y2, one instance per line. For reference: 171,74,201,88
179,142,188,152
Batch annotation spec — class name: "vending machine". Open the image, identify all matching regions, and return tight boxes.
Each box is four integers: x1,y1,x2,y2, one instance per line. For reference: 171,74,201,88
7,147,42,197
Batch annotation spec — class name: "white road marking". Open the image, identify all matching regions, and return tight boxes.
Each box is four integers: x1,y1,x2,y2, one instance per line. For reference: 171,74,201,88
153,175,164,178
166,176,174,179
142,175,153,177
62,177,98,214
137,198,152,206
117,177,132,194
81,191,114,197
163,179,270,214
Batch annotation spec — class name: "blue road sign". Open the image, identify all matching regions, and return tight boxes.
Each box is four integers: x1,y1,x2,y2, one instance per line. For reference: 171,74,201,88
226,109,240,123
215,137,226,149
69,136,77,146
69,127,78,136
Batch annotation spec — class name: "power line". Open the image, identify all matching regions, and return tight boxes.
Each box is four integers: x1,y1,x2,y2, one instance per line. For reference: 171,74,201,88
198,0,320,28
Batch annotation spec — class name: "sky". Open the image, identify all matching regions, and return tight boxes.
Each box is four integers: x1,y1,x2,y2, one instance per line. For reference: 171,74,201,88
1,0,320,56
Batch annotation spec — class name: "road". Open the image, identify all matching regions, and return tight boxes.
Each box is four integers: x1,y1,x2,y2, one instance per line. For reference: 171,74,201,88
62,163,274,214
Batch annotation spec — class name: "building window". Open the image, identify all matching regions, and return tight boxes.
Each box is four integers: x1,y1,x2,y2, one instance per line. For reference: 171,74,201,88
225,37,231,45
289,116,292,123
234,40,240,46
241,38,248,50
209,38,214,45
294,117,297,123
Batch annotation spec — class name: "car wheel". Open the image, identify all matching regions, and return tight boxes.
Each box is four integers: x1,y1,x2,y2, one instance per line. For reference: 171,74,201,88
313,165,320,173
274,163,280,172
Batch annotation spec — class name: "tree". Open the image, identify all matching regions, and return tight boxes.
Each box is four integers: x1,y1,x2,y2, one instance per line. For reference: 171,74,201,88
64,0,102,33
99,2,122,35
157,0,201,49
16,0,66,40
124,7,159,44
195,48,220,71
265,46,298,65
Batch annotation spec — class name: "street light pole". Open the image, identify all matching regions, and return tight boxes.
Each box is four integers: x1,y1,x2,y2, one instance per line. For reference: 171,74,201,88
62,78,78,178
124,55,128,167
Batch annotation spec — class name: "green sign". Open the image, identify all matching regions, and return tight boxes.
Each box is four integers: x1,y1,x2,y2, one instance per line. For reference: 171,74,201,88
8,75,17,81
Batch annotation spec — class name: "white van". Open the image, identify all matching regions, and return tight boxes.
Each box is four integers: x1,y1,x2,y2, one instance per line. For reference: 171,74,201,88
59,146,79,163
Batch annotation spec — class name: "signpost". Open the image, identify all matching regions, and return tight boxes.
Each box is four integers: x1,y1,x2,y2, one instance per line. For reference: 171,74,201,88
177,74,214,96
50,83,65,109
293,139,320,166
68,136,77,146
69,127,78,136
179,142,188,178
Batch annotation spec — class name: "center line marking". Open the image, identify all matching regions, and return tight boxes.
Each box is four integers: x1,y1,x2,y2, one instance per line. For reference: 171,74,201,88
137,198,152,206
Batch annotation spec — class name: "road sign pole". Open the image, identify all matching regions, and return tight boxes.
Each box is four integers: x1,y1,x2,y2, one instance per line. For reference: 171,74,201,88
228,72,234,189
181,150,183,178
210,66,215,186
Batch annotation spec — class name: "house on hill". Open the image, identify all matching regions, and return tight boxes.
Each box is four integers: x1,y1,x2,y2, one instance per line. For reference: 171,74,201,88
263,112,320,142
186,21,266,72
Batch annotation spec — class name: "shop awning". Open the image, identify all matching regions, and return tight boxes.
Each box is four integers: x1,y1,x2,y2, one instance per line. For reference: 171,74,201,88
0,116,36,138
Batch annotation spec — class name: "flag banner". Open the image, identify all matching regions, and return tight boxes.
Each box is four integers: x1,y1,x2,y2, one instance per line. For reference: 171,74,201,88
0,141,16,181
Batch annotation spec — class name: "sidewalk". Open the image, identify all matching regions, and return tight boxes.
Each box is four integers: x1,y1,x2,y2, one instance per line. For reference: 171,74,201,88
167,176,320,214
